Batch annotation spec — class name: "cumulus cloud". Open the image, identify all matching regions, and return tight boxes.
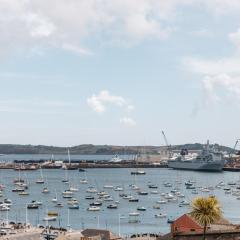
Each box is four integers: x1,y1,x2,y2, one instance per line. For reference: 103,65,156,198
87,90,136,125
183,27,240,105
87,90,130,113
120,117,136,127
2,0,240,57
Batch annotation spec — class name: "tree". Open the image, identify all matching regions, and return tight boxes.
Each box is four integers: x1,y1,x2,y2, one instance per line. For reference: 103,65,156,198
190,196,222,240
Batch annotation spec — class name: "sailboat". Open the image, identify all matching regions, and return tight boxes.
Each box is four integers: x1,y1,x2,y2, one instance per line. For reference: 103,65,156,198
80,171,88,184
65,149,78,170
52,190,58,203
36,167,44,184
130,151,146,175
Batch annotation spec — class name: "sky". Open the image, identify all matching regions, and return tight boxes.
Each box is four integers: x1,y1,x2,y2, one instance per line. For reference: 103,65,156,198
1,0,240,147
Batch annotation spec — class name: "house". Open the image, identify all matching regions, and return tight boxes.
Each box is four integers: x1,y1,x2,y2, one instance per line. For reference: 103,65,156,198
160,213,240,240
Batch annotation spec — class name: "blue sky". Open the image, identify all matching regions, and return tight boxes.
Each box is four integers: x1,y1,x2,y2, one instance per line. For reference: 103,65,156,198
1,0,240,147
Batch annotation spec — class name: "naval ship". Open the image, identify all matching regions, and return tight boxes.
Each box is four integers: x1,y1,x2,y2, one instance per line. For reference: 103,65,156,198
168,141,225,172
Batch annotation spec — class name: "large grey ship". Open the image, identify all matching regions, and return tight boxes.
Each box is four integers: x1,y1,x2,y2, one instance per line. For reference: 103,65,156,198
168,141,225,171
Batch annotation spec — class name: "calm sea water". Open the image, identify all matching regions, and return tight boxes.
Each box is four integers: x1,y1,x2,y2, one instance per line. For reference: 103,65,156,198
0,154,134,162
0,165,240,236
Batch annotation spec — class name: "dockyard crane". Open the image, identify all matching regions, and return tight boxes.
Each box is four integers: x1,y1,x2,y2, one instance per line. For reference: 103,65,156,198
161,131,172,158
229,139,240,160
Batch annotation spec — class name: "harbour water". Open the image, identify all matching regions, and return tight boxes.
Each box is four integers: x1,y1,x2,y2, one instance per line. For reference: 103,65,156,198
0,164,240,236
0,154,134,162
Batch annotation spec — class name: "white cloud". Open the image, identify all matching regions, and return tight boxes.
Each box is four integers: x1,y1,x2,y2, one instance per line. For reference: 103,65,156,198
87,90,127,113
183,27,240,104
120,117,136,127
3,0,240,57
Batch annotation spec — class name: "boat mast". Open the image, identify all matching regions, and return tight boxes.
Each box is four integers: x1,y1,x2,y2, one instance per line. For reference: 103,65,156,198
68,149,71,165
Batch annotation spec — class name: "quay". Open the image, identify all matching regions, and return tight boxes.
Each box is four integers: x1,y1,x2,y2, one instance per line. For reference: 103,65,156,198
0,160,169,170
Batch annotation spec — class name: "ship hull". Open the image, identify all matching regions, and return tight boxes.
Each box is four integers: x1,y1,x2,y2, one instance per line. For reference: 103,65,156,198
168,160,224,172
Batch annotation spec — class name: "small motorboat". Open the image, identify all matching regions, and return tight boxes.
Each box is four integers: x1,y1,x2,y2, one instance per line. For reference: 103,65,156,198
89,202,102,206
137,206,146,211
167,217,175,223
69,187,79,192
86,188,97,193
48,211,58,216
107,204,118,209
85,196,94,200
55,203,64,208
12,188,25,192
155,213,167,218
148,184,158,189
27,203,39,209
80,179,88,184
87,206,100,211
36,179,44,184
129,198,139,202
129,212,140,216
78,168,85,172
179,200,190,207
131,170,146,175
43,216,57,221
42,187,50,194
138,191,148,196
104,185,114,189
19,191,29,196
153,204,161,209
69,204,79,209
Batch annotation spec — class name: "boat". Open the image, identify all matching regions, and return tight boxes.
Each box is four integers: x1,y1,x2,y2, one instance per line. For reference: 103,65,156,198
69,186,78,192
129,198,139,202
67,198,79,205
86,187,97,193
107,204,118,209
148,184,158,189
62,190,73,198
18,191,29,196
69,204,79,209
87,206,100,211
31,200,42,206
131,170,146,175
0,206,10,211
36,168,45,184
157,200,167,204
129,212,140,216
153,204,161,209
138,191,148,195
52,191,58,202
179,200,190,207
104,185,114,189
55,203,64,208
85,196,94,200
42,187,50,193
155,213,167,218
137,206,146,211
27,203,39,209
48,211,58,216
167,217,175,223
43,216,57,221
12,188,25,192
78,168,85,172
110,155,122,163
80,179,88,184
168,141,225,171
114,186,123,191
89,202,102,206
